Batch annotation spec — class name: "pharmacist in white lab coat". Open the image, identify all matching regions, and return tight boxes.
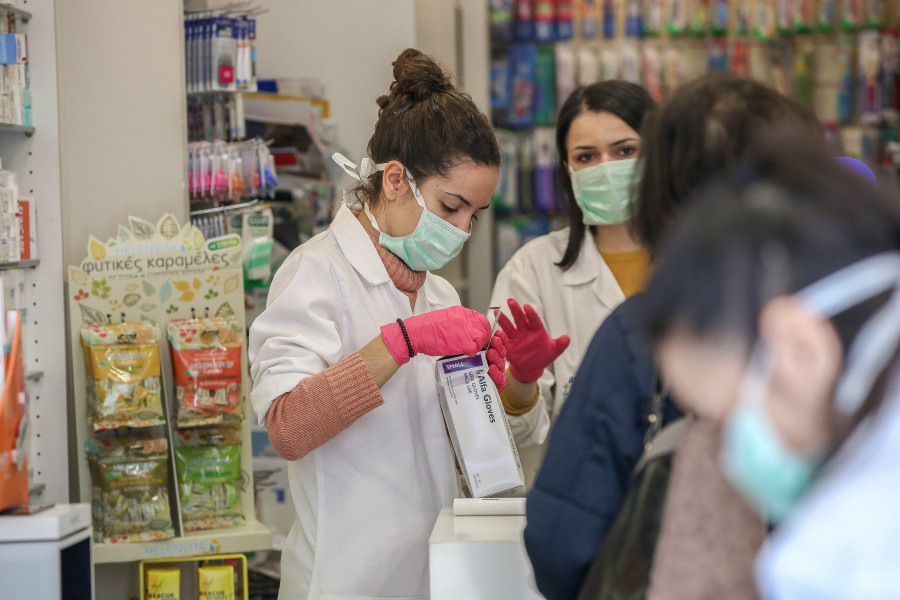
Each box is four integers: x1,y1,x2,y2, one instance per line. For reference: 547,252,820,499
490,82,656,478
249,49,507,600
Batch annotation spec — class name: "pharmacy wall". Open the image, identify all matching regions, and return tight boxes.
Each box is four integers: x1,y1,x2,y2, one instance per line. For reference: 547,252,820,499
55,0,189,268
252,0,417,162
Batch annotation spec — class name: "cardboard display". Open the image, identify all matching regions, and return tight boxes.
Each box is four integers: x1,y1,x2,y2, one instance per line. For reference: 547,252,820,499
0,313,26,512
65,213,265,553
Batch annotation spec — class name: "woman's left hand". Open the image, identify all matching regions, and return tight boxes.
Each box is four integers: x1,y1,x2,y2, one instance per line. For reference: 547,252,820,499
486,330,508,391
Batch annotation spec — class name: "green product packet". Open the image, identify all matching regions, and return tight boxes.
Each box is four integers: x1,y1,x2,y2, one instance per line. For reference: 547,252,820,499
174,427,245,531
534,46,557,127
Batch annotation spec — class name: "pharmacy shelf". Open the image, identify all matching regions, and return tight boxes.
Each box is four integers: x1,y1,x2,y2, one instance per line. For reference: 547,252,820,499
187,89,242,97
93,519,272,564
0,258,39,270
0,259,38,270
0,123,34,136
189,198,259,216
0,4,31,21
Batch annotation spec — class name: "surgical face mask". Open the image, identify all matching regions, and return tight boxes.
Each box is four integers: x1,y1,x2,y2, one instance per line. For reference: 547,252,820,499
722,251,900,522
332,153,471,271
569,158,640,226
723,350,822,524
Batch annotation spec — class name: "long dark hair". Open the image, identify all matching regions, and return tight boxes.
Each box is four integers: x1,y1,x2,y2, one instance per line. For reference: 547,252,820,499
354,48,500,206
641,131,900,433
632,75,820,256
555,81,656,270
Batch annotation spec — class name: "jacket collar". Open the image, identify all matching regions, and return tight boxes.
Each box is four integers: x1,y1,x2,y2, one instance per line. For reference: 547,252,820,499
331,204,392,287
562,233,626,310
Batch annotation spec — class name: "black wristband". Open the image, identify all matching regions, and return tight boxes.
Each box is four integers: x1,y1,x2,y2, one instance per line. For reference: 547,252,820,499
396,318,415,359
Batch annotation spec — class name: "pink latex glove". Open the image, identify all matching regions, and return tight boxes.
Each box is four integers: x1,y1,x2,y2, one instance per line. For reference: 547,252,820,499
486,329,509,391
497,298,571,383
381,306,492,366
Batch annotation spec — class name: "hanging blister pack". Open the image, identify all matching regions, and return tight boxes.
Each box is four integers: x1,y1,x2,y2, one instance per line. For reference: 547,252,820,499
644,0,664,36
581,0,600,38
435,352,525,497
242,206,274,285
818,0,836,31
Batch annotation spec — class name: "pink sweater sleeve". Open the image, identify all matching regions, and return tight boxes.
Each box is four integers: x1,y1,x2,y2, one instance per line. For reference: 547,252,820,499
265,352,384,461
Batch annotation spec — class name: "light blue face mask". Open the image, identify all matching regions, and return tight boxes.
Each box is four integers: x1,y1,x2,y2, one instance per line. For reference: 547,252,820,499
568,159,640,225
723,251,900,523
332,152,470,271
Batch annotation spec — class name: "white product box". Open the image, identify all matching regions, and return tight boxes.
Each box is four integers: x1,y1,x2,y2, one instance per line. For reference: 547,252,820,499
435,352,525,498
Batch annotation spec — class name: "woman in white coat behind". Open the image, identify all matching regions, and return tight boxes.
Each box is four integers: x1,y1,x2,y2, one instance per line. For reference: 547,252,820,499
249,49,507,600
489,81,656,481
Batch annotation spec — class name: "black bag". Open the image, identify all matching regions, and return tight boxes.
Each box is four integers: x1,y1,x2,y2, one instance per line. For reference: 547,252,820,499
577,375,686,600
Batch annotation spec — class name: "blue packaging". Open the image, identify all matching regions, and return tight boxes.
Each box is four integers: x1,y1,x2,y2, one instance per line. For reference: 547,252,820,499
514,0,536,42
533,128,556,213
491,55,512,127
491,0,515,41
507,45,537,128
0,35,17,65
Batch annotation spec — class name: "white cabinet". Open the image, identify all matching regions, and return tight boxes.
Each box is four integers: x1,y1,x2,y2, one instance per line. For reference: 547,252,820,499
0,504,94,600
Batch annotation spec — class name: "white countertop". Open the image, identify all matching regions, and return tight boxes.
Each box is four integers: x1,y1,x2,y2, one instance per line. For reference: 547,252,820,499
429,507,545,600
430,507,528,544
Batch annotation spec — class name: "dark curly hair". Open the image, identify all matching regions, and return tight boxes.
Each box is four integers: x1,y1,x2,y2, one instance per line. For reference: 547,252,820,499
354,48,501,206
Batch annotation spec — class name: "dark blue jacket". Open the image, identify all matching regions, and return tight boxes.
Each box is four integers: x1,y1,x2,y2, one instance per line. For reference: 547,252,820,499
523,294,682,600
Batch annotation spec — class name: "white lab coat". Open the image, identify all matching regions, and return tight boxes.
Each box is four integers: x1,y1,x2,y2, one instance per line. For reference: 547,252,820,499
489,228,625,449
755,370,900,599
250,205,459,600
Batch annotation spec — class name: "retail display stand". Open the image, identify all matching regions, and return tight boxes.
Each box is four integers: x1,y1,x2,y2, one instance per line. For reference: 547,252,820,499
65,213,270,565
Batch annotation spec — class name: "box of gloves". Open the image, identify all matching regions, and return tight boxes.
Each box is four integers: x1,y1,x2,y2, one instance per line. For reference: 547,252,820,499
435,351,524,497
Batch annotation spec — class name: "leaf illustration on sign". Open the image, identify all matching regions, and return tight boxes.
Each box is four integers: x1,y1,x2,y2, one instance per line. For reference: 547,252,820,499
141,303,156,312
142,281,156,296
192,277,201,290
125,283,139,293
69,267,88,286
89,236,107,261
194,230,205,249
174,280,196,302
79,303,107,325
215,301,235,318
158,214,180,240
223,274,240,294
228,251,241,266
129,217,155,240
159,282,172,304
123,294,141,307
117,225,131,243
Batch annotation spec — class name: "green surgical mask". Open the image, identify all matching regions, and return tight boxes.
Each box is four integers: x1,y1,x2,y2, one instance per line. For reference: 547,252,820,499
333,153,471,272
569,158,640,226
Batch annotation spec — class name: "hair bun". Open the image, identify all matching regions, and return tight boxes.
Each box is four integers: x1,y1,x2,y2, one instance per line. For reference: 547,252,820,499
387,48,454,103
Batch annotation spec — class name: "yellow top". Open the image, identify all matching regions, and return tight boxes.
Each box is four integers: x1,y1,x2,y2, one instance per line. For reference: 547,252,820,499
601,249,652,298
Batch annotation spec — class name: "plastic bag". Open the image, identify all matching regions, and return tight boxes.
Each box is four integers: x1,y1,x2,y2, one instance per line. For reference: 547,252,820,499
167,317,244,427
86,434,175,543
80,322,164,431
174,427,245,531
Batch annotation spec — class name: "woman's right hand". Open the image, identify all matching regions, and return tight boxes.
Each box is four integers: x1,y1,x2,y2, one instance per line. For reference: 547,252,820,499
381,306,492,365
